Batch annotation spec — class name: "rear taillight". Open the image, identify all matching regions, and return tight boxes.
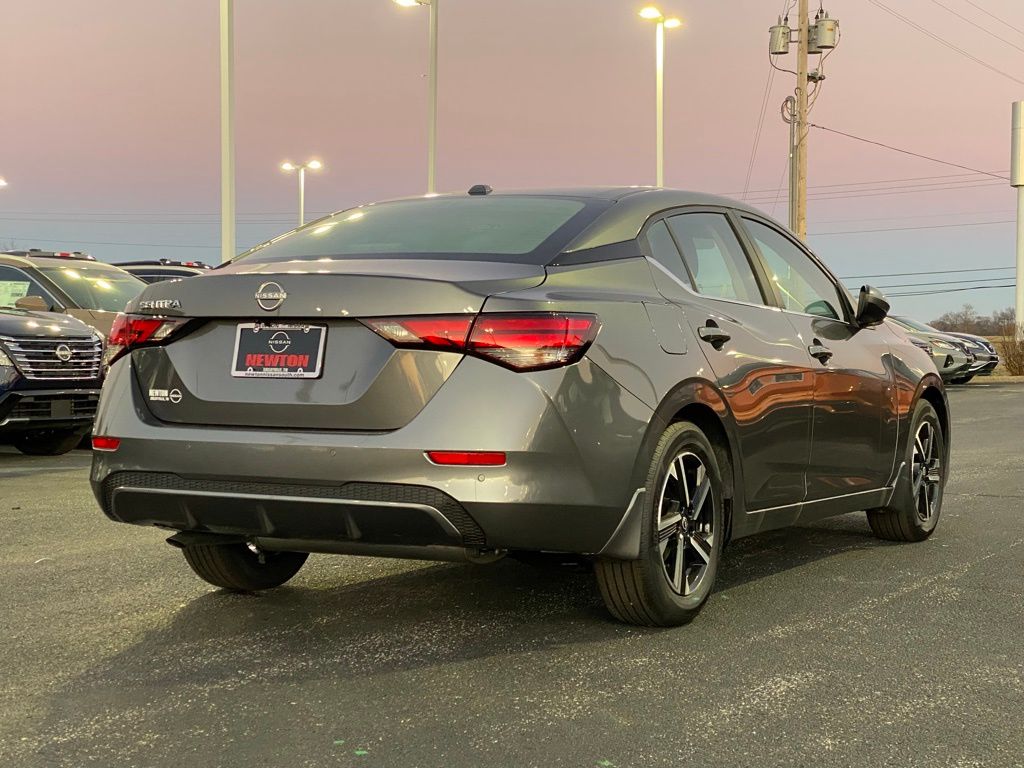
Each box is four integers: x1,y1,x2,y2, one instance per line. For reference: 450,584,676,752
426,450,506,466
361,312,599,372
104,313,190,366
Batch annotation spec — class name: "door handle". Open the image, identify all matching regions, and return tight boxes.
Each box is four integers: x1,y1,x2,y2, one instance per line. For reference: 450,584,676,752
808,342,833,364
698,324,731,348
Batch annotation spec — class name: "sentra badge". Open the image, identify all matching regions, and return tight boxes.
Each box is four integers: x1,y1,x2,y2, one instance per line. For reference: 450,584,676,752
139,299,182,311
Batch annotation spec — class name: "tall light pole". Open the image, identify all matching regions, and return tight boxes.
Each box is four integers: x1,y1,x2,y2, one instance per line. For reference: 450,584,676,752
639,7,682,188
394,0,439,195
1012,102,1024,340
220,0,235,263
280,160,323,226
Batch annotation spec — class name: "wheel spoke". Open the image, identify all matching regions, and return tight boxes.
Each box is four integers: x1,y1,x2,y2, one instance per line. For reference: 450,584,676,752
658,512,682,541
678,456,692,507
689,532,712,566
689,475,711,520
673,533,686,593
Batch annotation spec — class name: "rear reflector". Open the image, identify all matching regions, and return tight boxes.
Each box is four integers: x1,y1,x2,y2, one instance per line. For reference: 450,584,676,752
362,312,599,372
426,450,506,466
92,436,121,452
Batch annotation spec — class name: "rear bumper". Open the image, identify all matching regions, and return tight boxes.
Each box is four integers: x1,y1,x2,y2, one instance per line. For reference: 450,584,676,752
0,387,100,431
91,354,653,555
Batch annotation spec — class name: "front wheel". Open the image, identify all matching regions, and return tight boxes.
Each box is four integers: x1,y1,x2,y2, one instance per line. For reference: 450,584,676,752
596,421,725,627
182,542,308,591
866,399,945,542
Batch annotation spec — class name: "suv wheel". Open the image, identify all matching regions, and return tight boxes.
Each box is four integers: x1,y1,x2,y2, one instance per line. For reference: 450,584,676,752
13,429,84,456
182,542,308,591
866,399,945,542
596,421,725,627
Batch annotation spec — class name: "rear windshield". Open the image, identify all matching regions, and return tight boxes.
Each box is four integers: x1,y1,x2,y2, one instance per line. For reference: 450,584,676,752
39,265,146,312
233,197,601,265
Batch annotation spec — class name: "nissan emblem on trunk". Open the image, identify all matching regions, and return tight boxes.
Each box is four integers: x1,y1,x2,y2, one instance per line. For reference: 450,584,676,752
255,281,287,311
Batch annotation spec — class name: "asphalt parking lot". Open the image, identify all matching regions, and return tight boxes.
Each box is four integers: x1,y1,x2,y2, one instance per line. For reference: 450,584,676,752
2,381,1022,768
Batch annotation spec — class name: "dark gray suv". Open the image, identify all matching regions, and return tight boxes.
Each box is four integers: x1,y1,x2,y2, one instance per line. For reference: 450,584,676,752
91,188,949,626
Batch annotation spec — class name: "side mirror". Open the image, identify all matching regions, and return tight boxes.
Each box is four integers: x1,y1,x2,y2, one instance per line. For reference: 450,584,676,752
15,295,50,312
855,285,890,328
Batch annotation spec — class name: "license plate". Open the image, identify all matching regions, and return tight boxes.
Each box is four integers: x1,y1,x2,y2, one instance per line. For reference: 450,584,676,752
231,323,326,379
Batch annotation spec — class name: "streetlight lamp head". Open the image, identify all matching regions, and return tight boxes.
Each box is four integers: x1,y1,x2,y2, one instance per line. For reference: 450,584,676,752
307,160,323,171
663,17,682,28
0,177,7,188
280,162,295,172
639,6,662,20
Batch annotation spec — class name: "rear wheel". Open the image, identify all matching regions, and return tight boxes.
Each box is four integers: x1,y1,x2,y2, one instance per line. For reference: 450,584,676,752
596,421,725,627
13,429,84,456
866,399,945,542
182,542,308,591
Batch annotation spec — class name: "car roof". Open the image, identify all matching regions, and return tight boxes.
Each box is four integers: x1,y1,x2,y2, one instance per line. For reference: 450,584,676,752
338,187,772,255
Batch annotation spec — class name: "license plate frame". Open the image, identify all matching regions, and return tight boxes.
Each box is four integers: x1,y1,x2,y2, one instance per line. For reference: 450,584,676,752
231,323,327,379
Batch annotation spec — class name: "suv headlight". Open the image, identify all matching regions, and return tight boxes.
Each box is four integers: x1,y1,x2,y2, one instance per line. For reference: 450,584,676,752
0,347,13,367
930,338,956,350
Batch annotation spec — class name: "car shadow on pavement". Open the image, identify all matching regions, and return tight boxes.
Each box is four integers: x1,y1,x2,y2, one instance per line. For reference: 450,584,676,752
61,513,888,688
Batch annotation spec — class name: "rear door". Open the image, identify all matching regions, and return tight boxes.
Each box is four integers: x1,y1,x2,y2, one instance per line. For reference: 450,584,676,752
642,210,814,512
738,216,897,502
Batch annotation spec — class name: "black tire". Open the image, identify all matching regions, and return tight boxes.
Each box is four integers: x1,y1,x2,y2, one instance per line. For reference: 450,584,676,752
13,429,85,456
182,542,308,591
866,399,945,542
595,421,725,627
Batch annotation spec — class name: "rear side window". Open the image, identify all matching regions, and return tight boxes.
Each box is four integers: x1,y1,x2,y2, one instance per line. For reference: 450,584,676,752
234,197,598,264
643,220,692,286
0,265,54,309
666,213,765,304
742,219,845,321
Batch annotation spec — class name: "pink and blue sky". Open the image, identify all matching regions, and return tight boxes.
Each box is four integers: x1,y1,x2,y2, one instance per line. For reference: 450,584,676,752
1,0,1021,319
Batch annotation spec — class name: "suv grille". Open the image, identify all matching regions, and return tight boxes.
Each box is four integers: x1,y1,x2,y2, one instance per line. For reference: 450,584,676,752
0,335,102,380
4,393,99,422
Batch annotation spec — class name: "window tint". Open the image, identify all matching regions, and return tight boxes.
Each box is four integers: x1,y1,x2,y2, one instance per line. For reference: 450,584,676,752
643,220,691,286
0,266,54,309
234,197,599,265
666,213,764,304
743,219,845,320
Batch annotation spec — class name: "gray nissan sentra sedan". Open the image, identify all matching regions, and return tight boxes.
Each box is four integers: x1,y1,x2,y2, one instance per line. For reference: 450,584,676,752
91,187,950,626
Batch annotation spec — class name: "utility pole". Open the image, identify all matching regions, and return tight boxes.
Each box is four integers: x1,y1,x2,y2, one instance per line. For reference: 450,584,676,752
795,0,809,241
769,5,840,241
220,0,235,264
1012,102,1024,340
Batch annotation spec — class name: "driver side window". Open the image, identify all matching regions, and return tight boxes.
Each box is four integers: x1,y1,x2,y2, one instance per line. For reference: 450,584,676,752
742,219,845,321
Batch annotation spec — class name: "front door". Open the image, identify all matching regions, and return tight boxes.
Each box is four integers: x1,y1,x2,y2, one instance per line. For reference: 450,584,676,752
739,217,897,502
644,212,815,513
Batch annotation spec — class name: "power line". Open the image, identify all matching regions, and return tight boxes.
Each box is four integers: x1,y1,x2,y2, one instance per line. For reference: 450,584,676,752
807,123,1010,180
875,276,1019,289
887,283,1015,297
810,218,1013,236
742,60,777,199
960,0,1024,37
839,265,1014,279
865,0,1024,85
926,0,1024,54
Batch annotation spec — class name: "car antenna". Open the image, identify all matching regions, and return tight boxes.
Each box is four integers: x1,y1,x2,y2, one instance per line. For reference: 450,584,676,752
467,184,492,196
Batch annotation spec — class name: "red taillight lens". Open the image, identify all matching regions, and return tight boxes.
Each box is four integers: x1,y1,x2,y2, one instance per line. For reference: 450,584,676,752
104,313,189,366
361,312,599,372
426,450,506,466
91,436,121,452
361,316,473,350
467,313,599,371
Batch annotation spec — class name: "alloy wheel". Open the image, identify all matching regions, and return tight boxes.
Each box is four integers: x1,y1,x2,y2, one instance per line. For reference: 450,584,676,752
912,421,942,523
656,451,715,596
